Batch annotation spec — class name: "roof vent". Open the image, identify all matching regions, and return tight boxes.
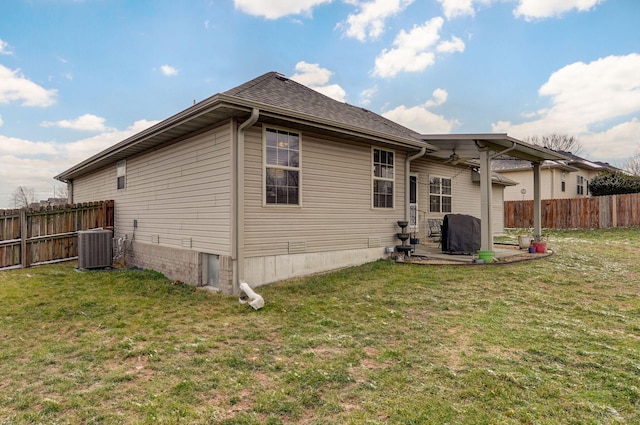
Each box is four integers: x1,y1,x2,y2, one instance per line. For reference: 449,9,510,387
78,229,113,269
275,72,288,81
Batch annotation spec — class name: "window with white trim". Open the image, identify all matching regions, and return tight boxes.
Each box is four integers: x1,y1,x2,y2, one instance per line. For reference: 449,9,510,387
373,148,394,208
264,128,300,205
561,171,566,192
429,176,452,213
577,175,585,195
116,160,126,190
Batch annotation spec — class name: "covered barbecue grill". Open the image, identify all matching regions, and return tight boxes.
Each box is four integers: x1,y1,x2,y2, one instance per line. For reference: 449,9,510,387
441,214,481,254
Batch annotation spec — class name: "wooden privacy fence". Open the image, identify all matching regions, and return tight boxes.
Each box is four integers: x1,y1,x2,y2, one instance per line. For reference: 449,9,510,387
0,200,114,269
504,193,640,229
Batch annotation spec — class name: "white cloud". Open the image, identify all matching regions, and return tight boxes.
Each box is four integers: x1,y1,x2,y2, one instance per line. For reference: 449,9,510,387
373,17,444,77
0,65,57,107
0,135,58,156
0,155,68,207
492,54,640,161
514,0,603,20
0,38,12,55
437,0,494,20
359,85,378,106
160,65,179,77
0,119,159,208
581,118,640,161
233,0,332,19
290,61,347,102
61,119,158,164
41,114,109,131
437,0,474,19
437,35,465,53
425,88,448,107
342,0,414,41
382,89,459,133
0,114,3,127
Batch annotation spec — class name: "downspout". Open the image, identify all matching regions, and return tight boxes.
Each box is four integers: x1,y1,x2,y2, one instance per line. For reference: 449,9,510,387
405,147,426,223
488,141,517,161
235,108,259,294
67,180,74,204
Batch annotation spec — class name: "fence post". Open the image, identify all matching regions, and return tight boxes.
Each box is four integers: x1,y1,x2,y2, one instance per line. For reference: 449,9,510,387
612,195,618,228
20,209,30,268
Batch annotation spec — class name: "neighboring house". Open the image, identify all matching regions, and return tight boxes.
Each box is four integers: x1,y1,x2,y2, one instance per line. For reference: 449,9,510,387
55,72,563,294
494,151,619,201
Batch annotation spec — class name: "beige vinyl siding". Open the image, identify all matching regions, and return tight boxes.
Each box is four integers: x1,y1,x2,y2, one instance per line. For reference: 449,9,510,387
410,159,505,235
502,168,599,201
491,185,505,234
73,122,234,255
244,125,405,258
502,169,553,201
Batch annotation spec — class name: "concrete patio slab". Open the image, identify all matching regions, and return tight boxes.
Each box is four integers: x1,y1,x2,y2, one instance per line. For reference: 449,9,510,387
398,238,553,265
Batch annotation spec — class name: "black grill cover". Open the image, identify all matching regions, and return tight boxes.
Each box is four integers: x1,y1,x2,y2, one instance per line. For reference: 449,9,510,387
441,214,481,254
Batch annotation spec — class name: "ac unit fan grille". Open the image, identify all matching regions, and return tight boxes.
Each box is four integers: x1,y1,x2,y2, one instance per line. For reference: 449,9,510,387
78,230,113,269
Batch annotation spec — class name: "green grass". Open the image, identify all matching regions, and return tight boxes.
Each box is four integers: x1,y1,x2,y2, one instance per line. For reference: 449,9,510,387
1,227,640,424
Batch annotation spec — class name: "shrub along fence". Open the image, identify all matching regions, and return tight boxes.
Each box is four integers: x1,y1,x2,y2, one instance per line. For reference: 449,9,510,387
0,200,114,270
504,193,640,229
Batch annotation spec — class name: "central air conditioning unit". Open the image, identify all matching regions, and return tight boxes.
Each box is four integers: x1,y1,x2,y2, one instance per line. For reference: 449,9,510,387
78,229,113,269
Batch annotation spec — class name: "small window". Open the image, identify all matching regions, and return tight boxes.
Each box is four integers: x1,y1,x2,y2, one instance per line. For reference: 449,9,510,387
429,176,452,213
373,148,394,208
561,172,566,192
117,160,126,190
264,128,300,205
577,175,584,195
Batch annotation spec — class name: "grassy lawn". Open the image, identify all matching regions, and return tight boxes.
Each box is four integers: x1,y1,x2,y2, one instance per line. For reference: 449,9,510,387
1,228,640,424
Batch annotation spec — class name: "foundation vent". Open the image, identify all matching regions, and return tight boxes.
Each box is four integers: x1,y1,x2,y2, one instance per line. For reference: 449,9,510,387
288,241,307,254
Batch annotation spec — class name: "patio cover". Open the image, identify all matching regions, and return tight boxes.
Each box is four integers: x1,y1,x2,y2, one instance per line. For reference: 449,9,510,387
420,134,569,253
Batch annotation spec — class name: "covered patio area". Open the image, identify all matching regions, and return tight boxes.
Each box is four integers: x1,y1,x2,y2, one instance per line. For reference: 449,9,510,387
418,134,568,258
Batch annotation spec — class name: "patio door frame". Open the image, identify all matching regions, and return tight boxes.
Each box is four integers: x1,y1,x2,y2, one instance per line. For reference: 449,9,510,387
409,173,418,231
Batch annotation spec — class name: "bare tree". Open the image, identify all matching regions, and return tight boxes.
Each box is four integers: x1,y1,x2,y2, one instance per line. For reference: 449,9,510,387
12,186,37,208
622,150,640,177
55,184,69,200
524,134,583,154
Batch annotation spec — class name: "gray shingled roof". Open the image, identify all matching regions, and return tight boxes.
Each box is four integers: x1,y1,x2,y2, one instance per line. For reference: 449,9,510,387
56,71,435,181
224,72,427,145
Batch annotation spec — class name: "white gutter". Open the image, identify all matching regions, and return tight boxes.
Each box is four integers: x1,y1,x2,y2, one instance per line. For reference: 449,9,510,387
235,108,259,294
405,148,426,223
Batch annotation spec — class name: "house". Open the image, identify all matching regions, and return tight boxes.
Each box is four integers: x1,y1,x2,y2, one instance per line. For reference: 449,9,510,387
493,151,619,201
55,72,565,294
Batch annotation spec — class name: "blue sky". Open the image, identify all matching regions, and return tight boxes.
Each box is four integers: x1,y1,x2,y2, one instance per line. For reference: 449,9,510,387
1,0,639,208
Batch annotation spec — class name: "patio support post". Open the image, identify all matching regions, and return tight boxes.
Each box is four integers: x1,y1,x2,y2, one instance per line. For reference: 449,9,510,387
533,161,542,241
478,145,493,252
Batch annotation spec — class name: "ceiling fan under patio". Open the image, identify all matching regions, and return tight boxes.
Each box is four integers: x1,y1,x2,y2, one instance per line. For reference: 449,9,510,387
444,149,476,166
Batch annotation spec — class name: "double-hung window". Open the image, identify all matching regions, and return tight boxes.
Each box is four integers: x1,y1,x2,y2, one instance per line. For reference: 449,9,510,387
116,160,126,190
429,176,452,213
265,128,300,205
373,148,394,208
577,175,584,195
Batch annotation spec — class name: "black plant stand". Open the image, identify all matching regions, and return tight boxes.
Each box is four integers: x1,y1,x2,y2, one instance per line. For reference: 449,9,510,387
396,220,413,258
